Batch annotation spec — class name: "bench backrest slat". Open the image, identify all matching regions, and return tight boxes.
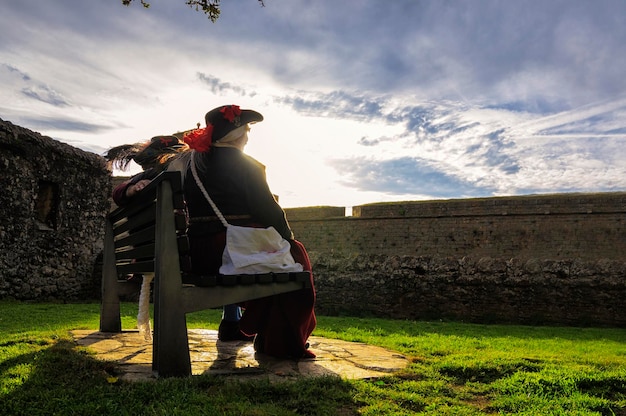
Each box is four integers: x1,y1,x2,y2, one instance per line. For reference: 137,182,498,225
109,198,155,224
115,209,157,235
102,172,184,280
117,260,155,275
115,244,156,262
115,226,156,249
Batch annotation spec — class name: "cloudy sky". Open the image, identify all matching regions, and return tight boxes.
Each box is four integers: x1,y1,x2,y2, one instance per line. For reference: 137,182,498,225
2,1,625,208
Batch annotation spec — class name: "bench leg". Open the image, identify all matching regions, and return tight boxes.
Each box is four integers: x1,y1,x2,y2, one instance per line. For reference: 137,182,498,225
152,181,192,377
100,221,121,332
152,290,192,377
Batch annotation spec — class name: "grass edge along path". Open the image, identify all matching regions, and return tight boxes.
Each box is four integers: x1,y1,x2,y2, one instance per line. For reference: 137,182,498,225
1,300,625,415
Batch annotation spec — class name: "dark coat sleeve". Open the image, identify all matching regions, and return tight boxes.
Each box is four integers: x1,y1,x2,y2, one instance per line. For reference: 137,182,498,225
111,168,160,206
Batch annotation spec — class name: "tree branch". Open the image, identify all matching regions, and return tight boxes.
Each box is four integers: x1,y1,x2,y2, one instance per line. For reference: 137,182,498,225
121,0,265,21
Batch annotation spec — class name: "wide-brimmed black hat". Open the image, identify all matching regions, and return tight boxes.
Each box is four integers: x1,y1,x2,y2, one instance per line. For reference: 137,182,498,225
105,135,184,171
133,135,184,168
205,105,263,143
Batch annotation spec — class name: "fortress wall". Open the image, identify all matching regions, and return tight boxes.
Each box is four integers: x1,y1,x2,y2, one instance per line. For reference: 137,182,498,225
285,194,626,326
285,194,626,261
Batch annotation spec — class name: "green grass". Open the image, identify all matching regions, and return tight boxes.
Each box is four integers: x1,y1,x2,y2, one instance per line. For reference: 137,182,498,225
1,301,625,415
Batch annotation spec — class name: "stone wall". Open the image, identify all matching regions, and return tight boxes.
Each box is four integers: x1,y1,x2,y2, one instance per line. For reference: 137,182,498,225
306,253,626,327
1,119,624,327
286,194,626,260
284,194,626,327
0,119,111,300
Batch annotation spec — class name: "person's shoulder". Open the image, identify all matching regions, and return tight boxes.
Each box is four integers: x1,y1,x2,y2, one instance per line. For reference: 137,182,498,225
212,147,266,171
242,153,266,170
219,147,266,170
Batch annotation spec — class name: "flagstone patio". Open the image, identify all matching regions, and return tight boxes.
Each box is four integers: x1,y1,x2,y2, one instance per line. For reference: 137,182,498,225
72,329,409,382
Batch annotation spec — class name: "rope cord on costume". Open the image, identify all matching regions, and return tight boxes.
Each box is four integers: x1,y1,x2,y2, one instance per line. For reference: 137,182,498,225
190,152,229,228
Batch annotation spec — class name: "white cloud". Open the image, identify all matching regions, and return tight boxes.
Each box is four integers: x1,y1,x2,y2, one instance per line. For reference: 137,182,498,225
1,0,625,208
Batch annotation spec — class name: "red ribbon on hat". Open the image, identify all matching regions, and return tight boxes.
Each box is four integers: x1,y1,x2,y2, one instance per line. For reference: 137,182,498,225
220,105,241,122
183,125,213,153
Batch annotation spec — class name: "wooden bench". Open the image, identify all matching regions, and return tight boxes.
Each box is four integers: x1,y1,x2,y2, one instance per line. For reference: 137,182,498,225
99,171,311,377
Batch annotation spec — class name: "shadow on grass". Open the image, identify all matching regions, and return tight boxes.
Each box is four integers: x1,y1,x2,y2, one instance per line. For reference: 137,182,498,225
0,338,119,415
0,337,361,416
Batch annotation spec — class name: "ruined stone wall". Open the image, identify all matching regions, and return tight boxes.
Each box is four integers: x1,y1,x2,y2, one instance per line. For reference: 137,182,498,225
285,194,626,327
0,119,111,300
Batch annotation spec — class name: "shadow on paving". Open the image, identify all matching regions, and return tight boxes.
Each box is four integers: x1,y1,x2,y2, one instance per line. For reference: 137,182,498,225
72,329,409,382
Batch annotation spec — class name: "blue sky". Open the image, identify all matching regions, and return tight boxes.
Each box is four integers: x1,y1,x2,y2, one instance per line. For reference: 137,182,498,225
1,0,625,208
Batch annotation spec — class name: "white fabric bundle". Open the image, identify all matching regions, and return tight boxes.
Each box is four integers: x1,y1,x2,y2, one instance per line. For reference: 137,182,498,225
137,274,154,341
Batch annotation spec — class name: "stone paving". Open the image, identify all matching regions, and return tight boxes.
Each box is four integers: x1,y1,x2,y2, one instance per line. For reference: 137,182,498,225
72,329,409,382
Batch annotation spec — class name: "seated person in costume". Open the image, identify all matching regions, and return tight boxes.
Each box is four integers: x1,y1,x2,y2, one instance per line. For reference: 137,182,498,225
105,135,187,206
182,104,316,358
105,134,252,342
